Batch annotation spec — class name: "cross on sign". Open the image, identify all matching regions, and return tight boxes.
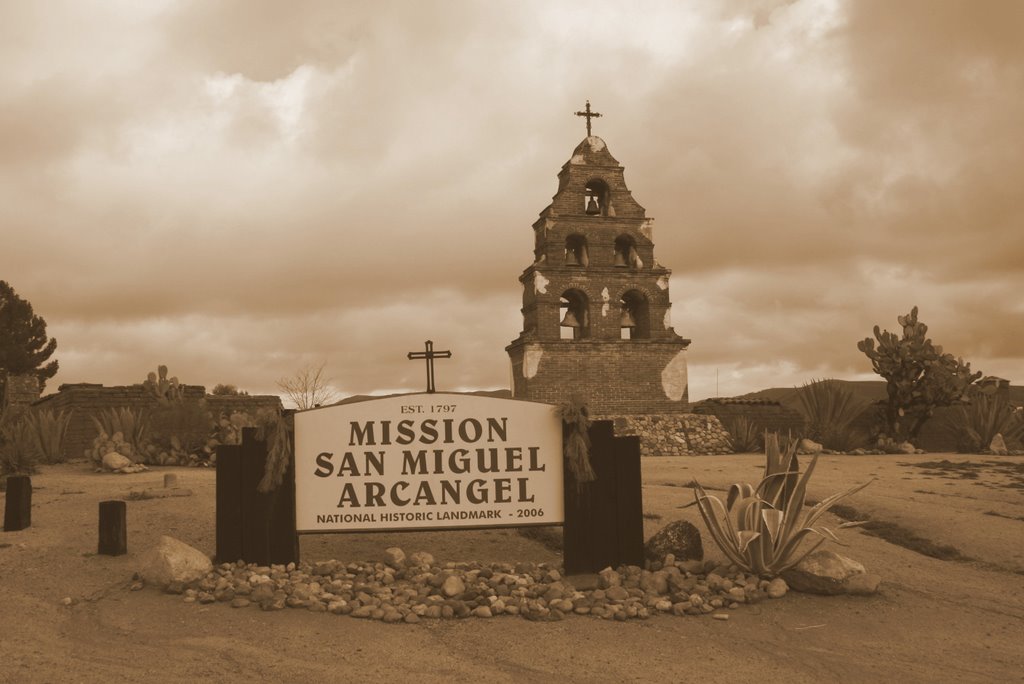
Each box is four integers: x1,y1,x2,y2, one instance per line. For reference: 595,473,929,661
574,100,602,137
407,340,452,394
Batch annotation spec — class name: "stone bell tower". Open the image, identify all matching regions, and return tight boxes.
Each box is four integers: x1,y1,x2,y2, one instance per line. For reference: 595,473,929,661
506,102,690,416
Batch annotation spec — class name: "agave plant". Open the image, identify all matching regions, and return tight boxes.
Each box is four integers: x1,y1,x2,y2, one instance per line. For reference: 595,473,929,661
91,407,151,456
941,389,1024,453
796,379,869,451
24,408,73,463
723,415,763,453
0,410,40,475
692,433,871,577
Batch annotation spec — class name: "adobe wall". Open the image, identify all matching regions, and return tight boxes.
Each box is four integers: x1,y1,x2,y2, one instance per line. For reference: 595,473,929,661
34,383,282,460
691,398,805,438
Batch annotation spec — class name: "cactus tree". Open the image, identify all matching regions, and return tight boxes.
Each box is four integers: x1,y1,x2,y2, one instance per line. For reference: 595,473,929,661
857,306,981,443
142,364,182,404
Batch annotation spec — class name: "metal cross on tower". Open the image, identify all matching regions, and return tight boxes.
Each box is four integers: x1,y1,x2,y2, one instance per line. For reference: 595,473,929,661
406,340,452,394
574,100,602,136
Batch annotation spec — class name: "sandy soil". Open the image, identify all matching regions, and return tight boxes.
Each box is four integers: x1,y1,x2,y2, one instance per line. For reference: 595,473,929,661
2,453,1022,683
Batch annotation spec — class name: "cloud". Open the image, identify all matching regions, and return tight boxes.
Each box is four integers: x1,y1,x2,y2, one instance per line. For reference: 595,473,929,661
1,0,1021,403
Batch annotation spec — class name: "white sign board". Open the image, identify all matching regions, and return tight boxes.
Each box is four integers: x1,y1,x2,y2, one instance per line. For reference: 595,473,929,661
294,393,564,533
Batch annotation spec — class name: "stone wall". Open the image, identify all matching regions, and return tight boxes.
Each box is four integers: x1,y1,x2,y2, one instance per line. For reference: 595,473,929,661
34,383,282,460
607,413,732,456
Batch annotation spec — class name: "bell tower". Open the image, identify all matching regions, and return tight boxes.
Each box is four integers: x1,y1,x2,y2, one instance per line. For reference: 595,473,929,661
506,103,691,416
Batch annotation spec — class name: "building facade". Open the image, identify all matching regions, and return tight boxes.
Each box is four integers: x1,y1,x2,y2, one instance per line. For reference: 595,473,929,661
506,132,690,416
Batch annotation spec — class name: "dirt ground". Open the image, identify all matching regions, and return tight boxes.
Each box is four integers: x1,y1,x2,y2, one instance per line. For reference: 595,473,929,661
2,453,1023,683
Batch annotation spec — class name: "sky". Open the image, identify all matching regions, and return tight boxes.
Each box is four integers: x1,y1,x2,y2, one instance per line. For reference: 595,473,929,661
2,0,1022,406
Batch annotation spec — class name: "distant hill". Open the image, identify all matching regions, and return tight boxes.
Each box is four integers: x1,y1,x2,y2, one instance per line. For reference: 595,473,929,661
335,389,512,406
733,381,888,412
732,379,1023,411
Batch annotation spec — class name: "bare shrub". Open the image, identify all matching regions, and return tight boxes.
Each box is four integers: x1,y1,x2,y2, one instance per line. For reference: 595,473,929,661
277,361,338,410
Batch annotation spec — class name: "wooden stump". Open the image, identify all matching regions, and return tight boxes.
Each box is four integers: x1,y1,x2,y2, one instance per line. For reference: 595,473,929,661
3,475,32,532
98,500,127,555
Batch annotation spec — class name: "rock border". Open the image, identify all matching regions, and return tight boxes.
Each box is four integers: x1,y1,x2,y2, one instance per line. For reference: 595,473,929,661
156,551,797,623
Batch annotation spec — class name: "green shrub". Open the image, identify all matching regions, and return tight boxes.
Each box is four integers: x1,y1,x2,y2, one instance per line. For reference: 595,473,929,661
691,432,871,577
796,379,869,451
941,390,1024,453
723,415,763,453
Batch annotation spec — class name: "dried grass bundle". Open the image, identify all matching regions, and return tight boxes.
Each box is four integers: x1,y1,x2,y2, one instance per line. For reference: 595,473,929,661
559,395,595,488
257,412,294,493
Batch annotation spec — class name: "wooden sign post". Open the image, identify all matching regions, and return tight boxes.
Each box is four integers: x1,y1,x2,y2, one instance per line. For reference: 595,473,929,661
98,500,127,555
3,475,32,532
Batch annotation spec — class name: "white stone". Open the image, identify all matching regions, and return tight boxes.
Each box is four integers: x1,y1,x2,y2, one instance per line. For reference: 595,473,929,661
766,577,788,598
441,574,466,597
409,551,435,567
533,271,549,294
383,547,405,568
990,433,1009,455
797,439,823,455
102,452,132,471
522,344,543,379
781,549,867,595
660,350,688,401
139,536,213,587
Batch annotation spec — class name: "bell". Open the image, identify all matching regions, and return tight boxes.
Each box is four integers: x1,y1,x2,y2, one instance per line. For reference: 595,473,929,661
620,309,636,328
586,197,600,215
560,310,580,328
614,250,628,267
565,250,580,266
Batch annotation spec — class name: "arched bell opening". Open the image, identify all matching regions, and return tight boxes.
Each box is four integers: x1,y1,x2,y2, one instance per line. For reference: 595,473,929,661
564,234,589,267
584,178,610,216
619,290,650,340
613,234,643,269
559,289,590,340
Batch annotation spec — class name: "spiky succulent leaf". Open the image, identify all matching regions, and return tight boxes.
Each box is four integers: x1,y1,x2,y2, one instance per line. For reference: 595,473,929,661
726,482,755,509
761,508,784,546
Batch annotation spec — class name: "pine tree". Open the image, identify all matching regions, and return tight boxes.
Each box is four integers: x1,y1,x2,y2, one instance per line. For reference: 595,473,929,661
0,281,59,399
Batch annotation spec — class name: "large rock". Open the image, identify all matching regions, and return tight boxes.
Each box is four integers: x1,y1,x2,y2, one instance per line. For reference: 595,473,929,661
383,547,406,568
139,536,213,587
102,452,132,471
441,574,465,597
644,520,704,563
797,438,823,455
781,549,877,595
409,551,435,567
